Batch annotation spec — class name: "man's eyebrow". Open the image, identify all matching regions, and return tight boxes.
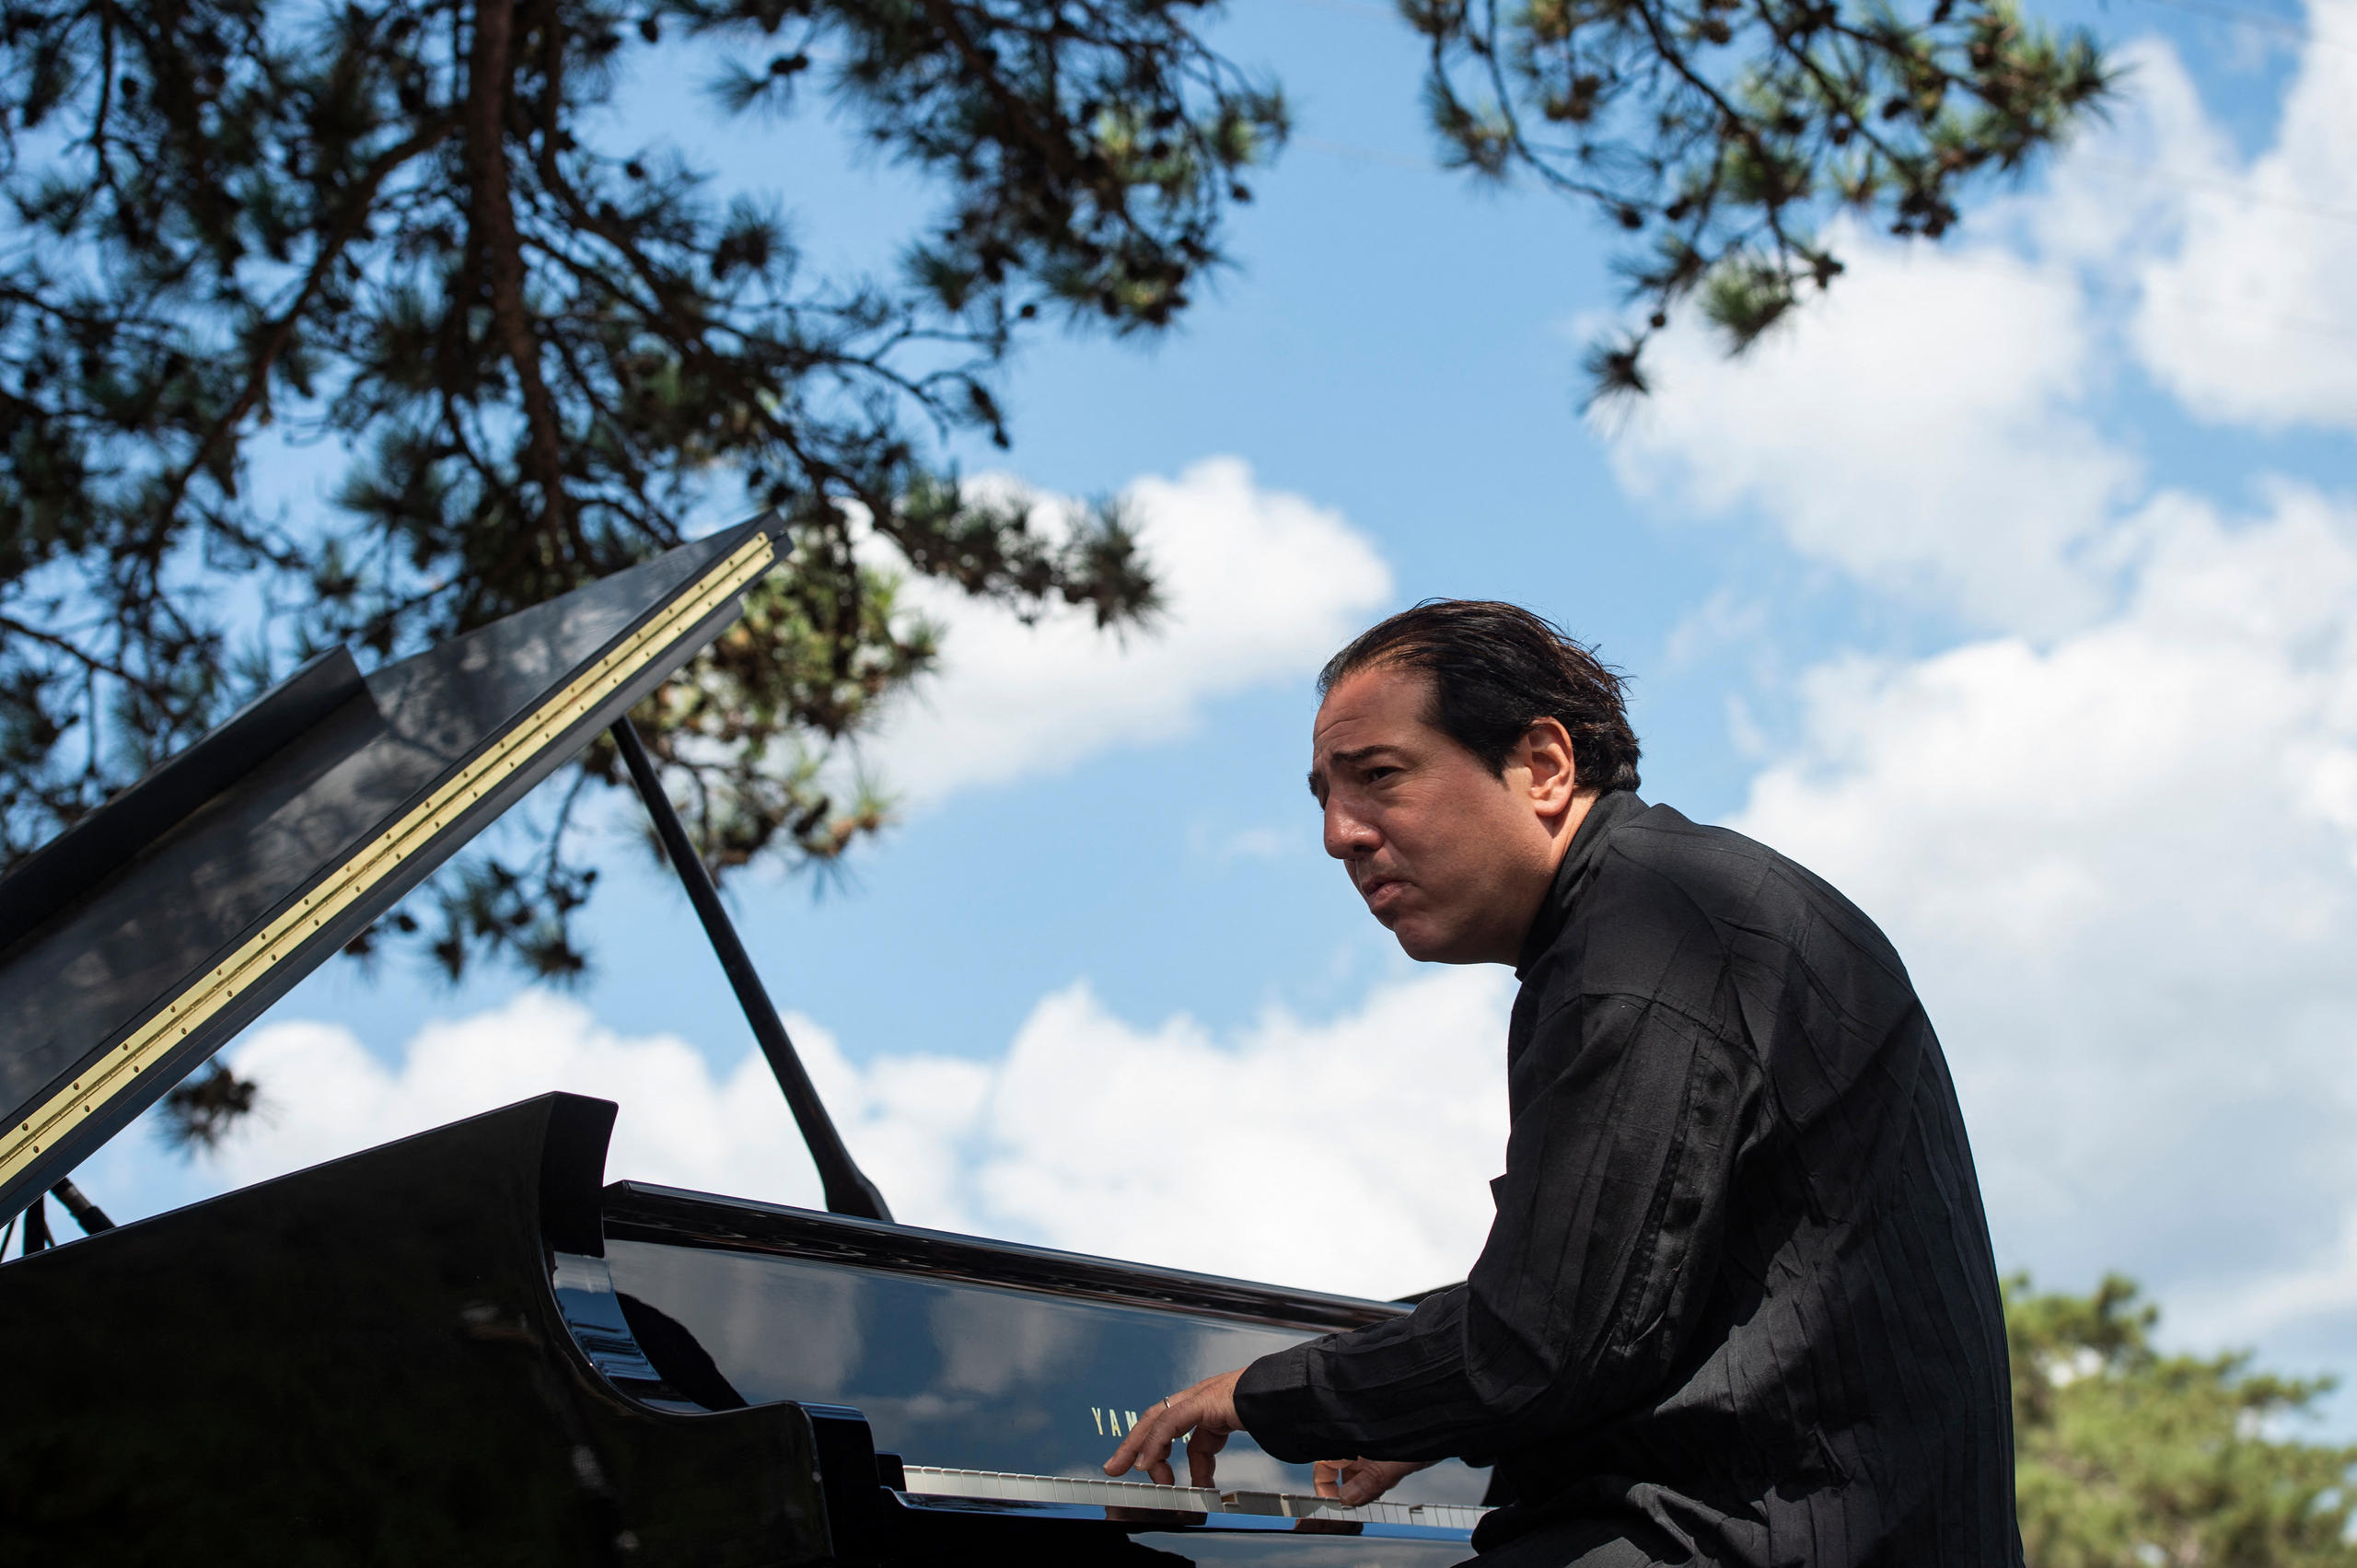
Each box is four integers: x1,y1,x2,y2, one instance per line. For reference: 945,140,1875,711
1307,744,1399,795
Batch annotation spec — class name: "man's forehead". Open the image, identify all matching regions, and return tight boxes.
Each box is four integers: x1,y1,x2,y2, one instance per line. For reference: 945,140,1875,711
1310,665,1435,760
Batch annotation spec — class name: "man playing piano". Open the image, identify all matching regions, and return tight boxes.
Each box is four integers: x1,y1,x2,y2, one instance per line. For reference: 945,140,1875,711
1105,600,2020,1566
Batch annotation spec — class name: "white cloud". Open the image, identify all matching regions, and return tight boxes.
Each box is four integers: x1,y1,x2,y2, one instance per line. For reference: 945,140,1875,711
203,996,838,1207
175,966,1512,1304
1218,825,1294,861
1662,588,1770,671
861,458,1392,804
1729,482,2357,1346
961,969,1511,1294
2128,0,2357,432
1605,225,2138,634
1602,20,2357,633
1187,821,1303,863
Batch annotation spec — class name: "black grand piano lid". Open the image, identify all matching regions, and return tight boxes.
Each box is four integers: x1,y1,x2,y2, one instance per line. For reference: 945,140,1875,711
0,519,780,1223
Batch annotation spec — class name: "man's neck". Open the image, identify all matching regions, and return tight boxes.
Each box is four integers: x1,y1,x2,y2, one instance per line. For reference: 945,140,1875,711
1546,788,1603,873
1512,787,1624,974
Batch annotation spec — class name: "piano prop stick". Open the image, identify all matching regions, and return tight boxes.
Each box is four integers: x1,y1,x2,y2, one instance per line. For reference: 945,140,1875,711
610,714,892,1224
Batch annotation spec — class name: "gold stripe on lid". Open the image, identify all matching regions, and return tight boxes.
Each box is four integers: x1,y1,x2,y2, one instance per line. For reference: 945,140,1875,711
0,533,773,1194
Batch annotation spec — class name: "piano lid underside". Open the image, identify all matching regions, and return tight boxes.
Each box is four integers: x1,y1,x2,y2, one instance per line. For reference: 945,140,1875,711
0,524,773,1224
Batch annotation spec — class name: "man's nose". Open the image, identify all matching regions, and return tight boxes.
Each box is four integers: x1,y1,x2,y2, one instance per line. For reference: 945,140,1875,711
1323,800,1378,859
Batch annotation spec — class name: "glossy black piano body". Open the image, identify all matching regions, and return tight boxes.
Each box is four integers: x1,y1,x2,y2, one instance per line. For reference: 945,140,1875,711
0,1093,1483,1565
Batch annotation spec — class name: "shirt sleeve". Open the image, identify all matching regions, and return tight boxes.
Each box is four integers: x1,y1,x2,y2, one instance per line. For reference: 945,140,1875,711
1233,988,1759,1463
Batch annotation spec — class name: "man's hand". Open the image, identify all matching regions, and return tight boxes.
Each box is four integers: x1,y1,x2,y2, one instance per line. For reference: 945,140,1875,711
1103,1368,1246,1488
1312,1457,1434,1505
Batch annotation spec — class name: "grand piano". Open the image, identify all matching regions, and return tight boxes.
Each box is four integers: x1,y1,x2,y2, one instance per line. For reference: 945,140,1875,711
0,522,1491,1565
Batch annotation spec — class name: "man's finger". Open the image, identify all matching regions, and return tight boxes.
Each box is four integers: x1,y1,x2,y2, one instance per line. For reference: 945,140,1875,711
1107,1401,1156,1472
1102,1371,1241,1487
1104,1408,1154,1476
1106,1395,1187,1480
1312,1459,1343,1499
1185,1422,1230,1490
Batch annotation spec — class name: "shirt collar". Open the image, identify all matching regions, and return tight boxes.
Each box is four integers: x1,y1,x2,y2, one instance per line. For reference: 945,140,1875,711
1514,789,1646,978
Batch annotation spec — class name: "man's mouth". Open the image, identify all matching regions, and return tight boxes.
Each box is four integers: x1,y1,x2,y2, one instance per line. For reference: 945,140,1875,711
1360,876,1407,913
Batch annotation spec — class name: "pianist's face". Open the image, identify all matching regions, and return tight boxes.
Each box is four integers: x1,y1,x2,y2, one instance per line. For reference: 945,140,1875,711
1308,663,1577,965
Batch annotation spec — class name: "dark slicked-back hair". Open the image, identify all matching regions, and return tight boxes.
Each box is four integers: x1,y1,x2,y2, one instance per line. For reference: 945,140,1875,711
1318,600,1642,792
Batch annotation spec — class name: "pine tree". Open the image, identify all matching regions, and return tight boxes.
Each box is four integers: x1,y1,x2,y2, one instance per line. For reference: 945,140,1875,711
2010,1275,2357,1568
0,0,1284,998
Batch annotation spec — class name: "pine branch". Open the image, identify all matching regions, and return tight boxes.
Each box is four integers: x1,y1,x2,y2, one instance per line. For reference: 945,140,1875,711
153,117,457,526
463,0,575,558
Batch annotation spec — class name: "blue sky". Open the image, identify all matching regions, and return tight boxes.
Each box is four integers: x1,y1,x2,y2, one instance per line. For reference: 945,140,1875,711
69,0,2357,1428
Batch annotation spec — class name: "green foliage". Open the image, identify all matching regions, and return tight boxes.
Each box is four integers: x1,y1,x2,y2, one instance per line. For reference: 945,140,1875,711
1404,0,2113,399
2009,1274,2357,1568
0,0,1282,994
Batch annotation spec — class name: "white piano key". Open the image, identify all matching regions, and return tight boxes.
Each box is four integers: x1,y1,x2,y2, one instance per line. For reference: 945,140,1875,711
897,1465,1487,1532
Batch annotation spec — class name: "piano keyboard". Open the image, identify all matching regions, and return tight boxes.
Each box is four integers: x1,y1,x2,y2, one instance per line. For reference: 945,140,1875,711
900,1465,1490,1533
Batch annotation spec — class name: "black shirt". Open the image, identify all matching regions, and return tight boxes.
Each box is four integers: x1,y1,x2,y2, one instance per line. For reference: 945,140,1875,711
1233,793,2020,1566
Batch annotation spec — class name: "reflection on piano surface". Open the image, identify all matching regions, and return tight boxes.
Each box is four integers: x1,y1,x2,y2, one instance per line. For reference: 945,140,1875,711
585,1179,1490,1517
0,526,1491,1565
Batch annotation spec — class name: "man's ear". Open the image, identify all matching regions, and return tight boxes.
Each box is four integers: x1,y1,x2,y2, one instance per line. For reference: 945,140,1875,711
1521,717,1580,815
